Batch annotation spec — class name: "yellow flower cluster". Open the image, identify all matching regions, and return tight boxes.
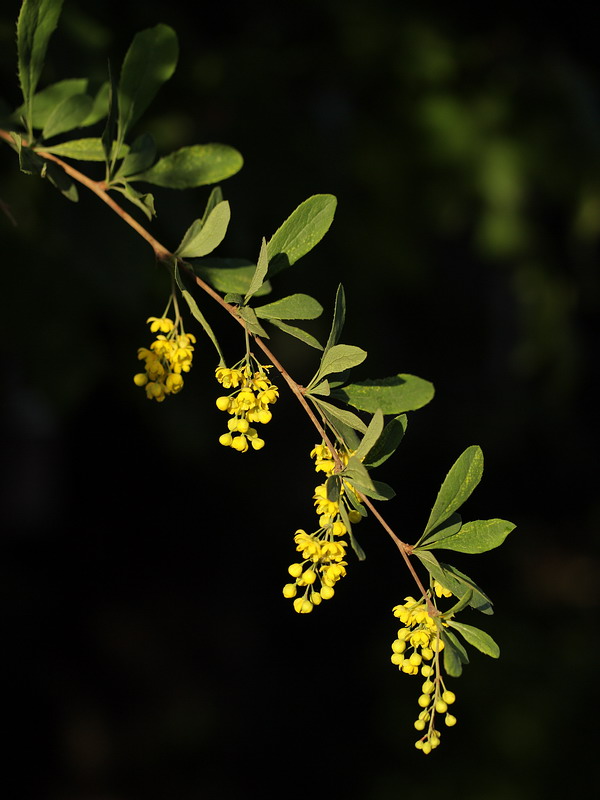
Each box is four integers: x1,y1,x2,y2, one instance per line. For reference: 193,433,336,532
391,588,457,754
283,443,361,613
215,360,278,452
134,316,196,402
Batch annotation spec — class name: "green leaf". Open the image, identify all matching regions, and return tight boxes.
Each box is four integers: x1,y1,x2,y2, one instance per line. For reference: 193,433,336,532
39,138,129,161
414,511,462,549
191,258,271,297
421,518,516,554
81,81,110,127
353,410,384,464
255,294,323,320
338,503,366,561
102,62,118,168
112,182,155,220
175,200,230,258
312,344,367,387
13,78,87,128
335,374,435,415
267,194,337,276
415,551,493,615
423,445,484,536
41,93,93,140
341,455,395,501
363,414,407,469
245,238,269,302
201,187,224,222
17,0,64,133
309,380,330,395
46,160,78,200
447,621,500,658
181,290,224,365
326,475,342,504
442,630,470,677
237,306,269,337
171,261,224,365
114,132,156,177
266,319,323,350
441,588,474,617
118,24,178,138
325,284,346,352
312,398,367,434
12,138,78,201
132,143,243,188
14,137,46,175
344,487,368,518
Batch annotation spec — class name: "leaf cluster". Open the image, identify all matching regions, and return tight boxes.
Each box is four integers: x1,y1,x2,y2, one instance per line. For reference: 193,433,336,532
8,0,242,213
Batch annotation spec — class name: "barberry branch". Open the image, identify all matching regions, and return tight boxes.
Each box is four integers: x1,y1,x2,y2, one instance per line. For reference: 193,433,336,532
0,127,428,604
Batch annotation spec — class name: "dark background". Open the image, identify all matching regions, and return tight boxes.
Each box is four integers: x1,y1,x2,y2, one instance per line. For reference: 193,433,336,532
1,1,598,798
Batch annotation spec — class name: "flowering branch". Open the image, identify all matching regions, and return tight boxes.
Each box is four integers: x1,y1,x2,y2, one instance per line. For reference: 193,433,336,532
2,0,516,754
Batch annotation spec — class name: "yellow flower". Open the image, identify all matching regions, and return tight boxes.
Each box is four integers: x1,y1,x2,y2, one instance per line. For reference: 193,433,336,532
391,591,457,753
216,357,278,451
134,313,195,401
147,316,174,333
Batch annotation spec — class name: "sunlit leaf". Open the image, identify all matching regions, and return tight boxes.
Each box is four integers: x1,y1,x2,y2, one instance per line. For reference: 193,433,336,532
175,200,230,258
39,138,129,161
132,144,243,188
421,518,516,554
118,24,178,137
17,0,64,131
41,93,93,139
245,238,269,302
447,621,500,658
363,414,407,469
267,194,337,276
335,374,435,415
423,445,484,536
266,319,323,350
255,294,323,320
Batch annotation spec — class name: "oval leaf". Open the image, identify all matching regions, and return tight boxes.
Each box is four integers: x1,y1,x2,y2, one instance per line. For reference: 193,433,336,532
312,398,367,434
335,374,434,415
415,550,494,615
363,414,407,469
191,258,271,296
118,24,178,136
314,344,367,383
17,0,64,126
447,621,500,658
415,511,462,549
353,409,384,463
42,92,93,140
423,445,484,536
176,201,230,258
13,77,87,128
424,518,516,554
115,132,156,177
40,138,129,161
244,238,269,301
267,194,337,275
255,294,323,320
267,319,323,350
133,144,243,188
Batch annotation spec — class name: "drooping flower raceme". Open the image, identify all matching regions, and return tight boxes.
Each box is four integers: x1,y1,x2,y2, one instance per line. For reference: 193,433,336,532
134,316,196,402
215,358,279,452
391,586,457,754
283,443,363,613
